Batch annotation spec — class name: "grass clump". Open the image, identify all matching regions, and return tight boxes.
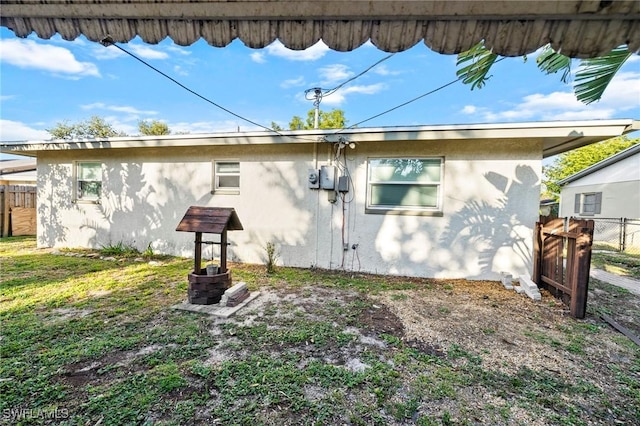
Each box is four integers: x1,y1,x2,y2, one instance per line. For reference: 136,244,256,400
265,241,279,274
99,241,141,258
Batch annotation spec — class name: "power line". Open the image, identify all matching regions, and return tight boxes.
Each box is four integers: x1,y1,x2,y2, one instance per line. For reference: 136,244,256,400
100,37,503,142
100,36,320,141
324,53,395,96
304,53,396,123
335,56,507,133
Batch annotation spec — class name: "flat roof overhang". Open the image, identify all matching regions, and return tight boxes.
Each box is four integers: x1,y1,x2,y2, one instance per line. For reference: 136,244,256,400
1,1,639,57
2,119,637,159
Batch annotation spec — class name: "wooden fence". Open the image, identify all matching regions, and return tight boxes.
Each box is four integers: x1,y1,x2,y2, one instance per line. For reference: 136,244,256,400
532,217,594,319
0,185,37,237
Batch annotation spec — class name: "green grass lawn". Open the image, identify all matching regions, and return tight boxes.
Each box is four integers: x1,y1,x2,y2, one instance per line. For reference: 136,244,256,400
1,237,639,425
591,250,640,279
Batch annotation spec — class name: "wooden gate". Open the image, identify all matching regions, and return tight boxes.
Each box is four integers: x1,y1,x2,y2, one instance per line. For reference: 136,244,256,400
532,217,594,319
0,185,37,237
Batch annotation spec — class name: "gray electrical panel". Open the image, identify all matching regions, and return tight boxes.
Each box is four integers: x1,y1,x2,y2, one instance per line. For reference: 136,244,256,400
320,166,335,190
337,176,349,192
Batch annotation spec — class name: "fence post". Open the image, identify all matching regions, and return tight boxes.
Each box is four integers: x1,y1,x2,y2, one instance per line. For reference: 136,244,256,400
569,219,594,319
2,185,9,238
621,218,627,252
532,221,542,284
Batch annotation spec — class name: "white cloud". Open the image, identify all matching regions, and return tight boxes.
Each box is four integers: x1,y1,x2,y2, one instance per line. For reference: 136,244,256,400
319,64,353,85
250,52,266,63
322,83,386,106
171,120,263,134
80,103,158,115
264,40,329,61
173,65,188,76
280,76,306,88
129,44,169,60
91,44,125,60
550,109,618,120
0,119,49,142
373,64,401,76
166,45,192,56
0,39,100,77
596,71,640,111
467,70,640,122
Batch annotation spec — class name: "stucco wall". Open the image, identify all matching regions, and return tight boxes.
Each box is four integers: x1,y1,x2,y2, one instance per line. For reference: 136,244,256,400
36,138,541,280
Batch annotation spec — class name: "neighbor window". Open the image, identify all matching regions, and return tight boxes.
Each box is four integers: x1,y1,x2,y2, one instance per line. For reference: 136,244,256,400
213,161,240,193
366,158,443,215
574,192,602,216
76,161,102,202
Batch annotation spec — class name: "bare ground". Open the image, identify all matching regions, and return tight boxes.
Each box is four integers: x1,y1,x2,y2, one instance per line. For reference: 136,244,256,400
58,274,640,425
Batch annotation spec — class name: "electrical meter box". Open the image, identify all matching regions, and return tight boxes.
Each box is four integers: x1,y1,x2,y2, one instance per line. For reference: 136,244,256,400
308,169,320,189
320,166,335,190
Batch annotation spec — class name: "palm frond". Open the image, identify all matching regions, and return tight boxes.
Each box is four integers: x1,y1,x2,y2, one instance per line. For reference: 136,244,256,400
574,46,631,104
456,42,498,90
536,45,572,83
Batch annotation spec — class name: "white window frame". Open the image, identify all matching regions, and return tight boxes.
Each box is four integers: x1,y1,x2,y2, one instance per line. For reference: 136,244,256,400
75,161,102,203
365,157,444,216
212,160,240,194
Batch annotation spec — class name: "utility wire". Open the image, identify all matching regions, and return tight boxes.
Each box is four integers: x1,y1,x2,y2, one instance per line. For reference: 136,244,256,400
335,79,460,131
304,53,396,108
102,37,504,142
324,53,395,96
335,56,507,133
100,36,320,142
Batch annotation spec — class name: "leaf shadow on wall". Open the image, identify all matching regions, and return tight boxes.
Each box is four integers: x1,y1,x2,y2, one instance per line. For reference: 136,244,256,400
38,164,71,246
241,160,314,267
440,165,539,278
81,161,212,253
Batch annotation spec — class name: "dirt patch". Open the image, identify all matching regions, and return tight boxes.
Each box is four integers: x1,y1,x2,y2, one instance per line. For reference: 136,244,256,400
588,279,640,337
52,275,639,424
357,302,405,337
60,344,172,387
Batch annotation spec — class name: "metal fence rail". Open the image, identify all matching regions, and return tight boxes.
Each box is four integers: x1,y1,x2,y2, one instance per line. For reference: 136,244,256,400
586,217,640,255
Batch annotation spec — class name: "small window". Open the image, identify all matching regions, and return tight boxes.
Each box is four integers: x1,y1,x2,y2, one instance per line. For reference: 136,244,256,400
213,161,240,193
574,192,602,216
76,162,102,202
582,193,597,214
366,158,443,215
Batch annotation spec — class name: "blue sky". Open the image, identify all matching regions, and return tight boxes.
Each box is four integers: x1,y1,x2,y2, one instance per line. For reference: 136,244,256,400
1,26,639,152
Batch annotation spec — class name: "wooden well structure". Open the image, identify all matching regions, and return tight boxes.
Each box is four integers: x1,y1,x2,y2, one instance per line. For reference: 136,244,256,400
176,206,243,305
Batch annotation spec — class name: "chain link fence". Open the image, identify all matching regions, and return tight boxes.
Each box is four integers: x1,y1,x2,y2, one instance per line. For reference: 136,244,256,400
587,218,640,255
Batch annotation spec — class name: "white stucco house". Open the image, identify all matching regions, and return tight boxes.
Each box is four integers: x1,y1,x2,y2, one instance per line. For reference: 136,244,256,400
1,119,637,280
558,143,640,219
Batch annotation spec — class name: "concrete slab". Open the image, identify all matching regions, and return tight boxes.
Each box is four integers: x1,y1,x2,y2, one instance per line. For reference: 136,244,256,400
590,269,640,296
172,291,260,318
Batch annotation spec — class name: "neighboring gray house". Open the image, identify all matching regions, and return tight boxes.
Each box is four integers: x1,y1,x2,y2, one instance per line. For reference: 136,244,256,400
0,158,37,237
0,158,37,185
1,119,637,281
558,143,640,219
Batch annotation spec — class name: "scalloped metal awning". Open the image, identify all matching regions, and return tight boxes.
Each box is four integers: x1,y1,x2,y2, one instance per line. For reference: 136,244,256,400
1,1,639,57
